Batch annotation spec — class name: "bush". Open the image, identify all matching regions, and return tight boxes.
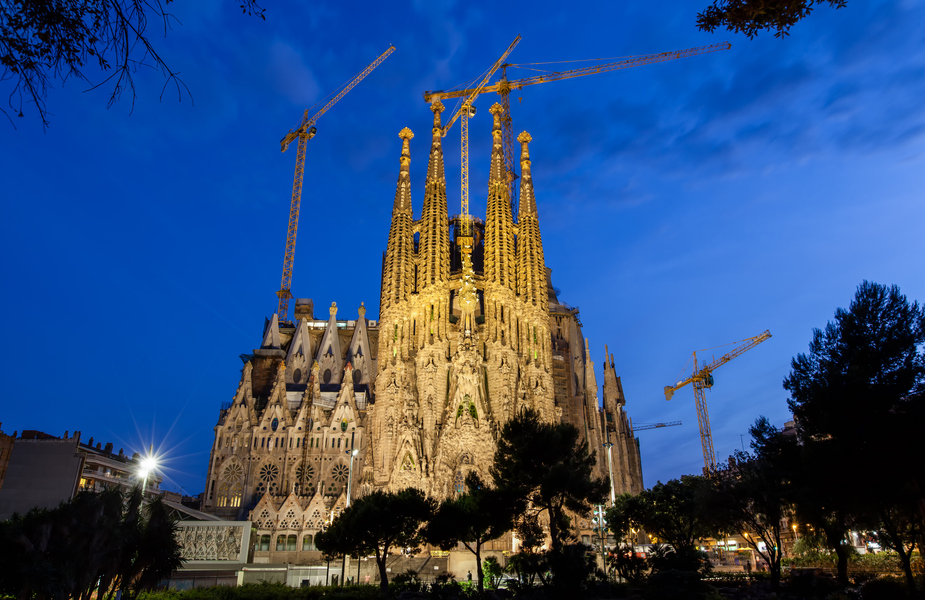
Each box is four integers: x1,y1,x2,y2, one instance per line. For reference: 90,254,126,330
644,570,722,600
138,583,381,600
859,576,910,600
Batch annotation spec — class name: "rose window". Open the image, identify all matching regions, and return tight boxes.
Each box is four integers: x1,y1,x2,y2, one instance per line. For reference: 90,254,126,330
256,463,280,495
296,463,314,482
331,464,349,483
222,463,244,483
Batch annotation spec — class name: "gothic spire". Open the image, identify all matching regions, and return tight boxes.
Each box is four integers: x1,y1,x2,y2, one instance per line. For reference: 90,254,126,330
515,131,547,307
483,103,515,291
380,128,416,312
419,101,449,290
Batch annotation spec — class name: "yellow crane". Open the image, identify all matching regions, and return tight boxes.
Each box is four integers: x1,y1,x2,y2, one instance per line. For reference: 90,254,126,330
664,330,771,472
430,36,520,253
275,45,396,322
424,41,730,214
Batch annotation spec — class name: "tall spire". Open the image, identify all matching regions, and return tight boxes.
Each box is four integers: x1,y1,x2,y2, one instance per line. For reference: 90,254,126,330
419,101,449,290
483,103,515,290
381,128,416,312
515,131,547,306
425,100,446,184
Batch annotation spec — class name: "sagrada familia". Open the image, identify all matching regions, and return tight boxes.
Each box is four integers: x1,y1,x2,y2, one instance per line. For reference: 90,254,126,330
202,101,643,560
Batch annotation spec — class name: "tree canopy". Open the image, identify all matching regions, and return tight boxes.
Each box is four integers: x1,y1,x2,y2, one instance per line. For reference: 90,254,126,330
783,280,925,589
0,488,183,600
707,417,798,591
491,408,608,556
425,472,515,593
314,488,434,592
0,0,264,129
696,0,847,38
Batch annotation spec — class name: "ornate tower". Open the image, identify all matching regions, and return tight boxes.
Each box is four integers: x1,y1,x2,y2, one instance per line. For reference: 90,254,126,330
380,128,416,316
418,101,450,291
482,103,516,292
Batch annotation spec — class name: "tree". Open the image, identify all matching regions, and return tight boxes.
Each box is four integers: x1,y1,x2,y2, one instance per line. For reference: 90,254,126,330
696,0,847,38
0,487,183,600
783,281,925,588
314,488,435,592
491,408,608,557
424,472,516,594
1,0,265,129
607,476,716,575
708,417,798,592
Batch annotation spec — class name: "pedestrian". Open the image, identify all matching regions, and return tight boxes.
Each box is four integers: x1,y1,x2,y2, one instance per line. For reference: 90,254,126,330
467,570,472,582
364,575,370,585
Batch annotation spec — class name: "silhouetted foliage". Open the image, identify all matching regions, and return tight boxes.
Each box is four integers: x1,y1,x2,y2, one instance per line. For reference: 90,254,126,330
491,408,608,555
0,0,265,129
784,281,925,589
696,0,847,38
490,408,608,590
707,416,798,591
0,487,182,600
424,472,515,593
314,488,434,592
609,476,717,558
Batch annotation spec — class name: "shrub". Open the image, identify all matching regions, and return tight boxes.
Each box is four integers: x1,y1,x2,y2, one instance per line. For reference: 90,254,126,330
859,576,910,600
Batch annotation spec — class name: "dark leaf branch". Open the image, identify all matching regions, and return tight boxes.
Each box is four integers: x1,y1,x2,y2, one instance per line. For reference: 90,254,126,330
1,0,265,129
696,0,847,39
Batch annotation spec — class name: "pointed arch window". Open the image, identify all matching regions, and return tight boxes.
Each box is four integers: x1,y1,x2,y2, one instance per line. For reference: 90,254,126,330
216,462,244,508
271,418,279,432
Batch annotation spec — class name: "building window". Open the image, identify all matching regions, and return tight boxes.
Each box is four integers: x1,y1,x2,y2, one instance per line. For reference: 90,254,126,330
272,418,279,432
258,535,270,551
276,535,286,551
287,535,297,551
216,463,243,508
303,535,314,551
256,463,280,496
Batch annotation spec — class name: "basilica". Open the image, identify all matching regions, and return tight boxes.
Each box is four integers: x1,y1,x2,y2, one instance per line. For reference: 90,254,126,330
201,101,644,562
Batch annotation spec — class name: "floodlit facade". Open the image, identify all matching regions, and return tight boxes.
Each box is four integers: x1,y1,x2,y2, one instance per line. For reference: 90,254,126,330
202,104,644,563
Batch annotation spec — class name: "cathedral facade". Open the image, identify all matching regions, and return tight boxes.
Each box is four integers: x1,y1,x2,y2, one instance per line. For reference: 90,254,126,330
202,102,643,562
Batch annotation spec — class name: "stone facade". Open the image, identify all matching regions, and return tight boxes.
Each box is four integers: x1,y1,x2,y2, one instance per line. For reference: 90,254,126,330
202,104,644,561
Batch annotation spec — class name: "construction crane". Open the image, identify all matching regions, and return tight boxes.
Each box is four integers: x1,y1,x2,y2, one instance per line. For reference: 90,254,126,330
633,420,682,432
274,45,396,323
424,41,730,215
664,330,772,472
432,36,520,254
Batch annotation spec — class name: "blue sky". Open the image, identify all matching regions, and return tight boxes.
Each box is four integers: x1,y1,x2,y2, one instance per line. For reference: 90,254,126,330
2,0,923,496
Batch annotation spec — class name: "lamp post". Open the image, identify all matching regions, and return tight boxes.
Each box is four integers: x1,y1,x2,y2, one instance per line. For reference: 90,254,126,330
592,504,608,574
602,438,616,505
341,449,359,586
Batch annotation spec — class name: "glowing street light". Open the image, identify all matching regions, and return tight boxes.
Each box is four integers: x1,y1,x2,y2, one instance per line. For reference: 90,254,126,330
346,448,359,508
341,448,360,586
138,444,157,499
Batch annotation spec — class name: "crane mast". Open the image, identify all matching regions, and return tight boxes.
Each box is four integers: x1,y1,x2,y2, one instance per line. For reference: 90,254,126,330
434,36,520,253
424,41,730,216
275,45,396,323
664,330,771,471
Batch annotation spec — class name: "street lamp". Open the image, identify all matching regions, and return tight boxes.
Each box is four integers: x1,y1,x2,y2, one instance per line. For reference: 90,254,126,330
346,448,359,508
341,448,360,586
591,505,608,573
138,445,157,500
